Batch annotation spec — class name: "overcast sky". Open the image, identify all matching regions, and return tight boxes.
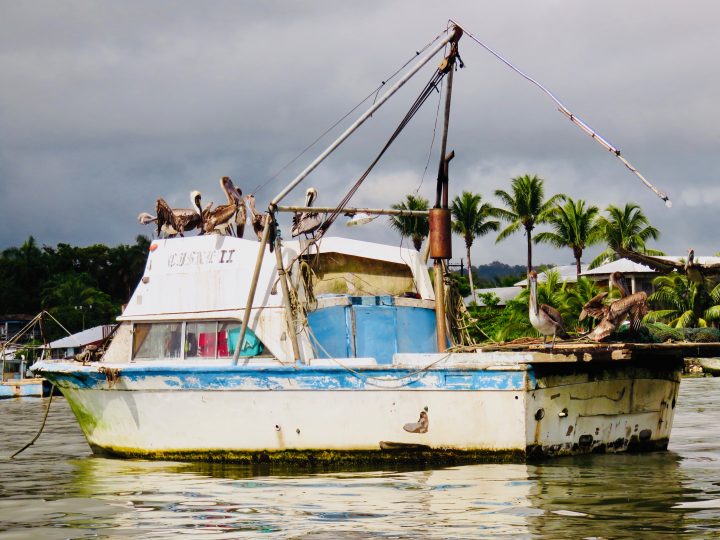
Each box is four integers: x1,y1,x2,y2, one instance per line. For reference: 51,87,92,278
1,1,719,266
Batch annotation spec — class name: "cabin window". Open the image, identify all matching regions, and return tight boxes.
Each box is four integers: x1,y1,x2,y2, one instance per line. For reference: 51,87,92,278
185,322,218,359
217,322,264,358
132,323,182,360
132,321,265,360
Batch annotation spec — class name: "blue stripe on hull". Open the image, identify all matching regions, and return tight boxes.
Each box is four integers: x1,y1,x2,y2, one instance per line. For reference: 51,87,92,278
41,365,529,392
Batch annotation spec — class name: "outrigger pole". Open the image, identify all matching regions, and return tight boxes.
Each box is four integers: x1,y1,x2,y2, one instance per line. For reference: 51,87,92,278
232,26,463,365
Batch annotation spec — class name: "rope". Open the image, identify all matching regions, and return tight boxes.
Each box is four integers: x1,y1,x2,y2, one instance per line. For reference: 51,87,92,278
251,30,448,197
315,67,448,238
451,19,671,207
9,385,55,459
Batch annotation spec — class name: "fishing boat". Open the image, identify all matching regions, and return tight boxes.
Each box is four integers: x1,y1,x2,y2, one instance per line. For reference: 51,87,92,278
30,23,713,463
1,315,48,399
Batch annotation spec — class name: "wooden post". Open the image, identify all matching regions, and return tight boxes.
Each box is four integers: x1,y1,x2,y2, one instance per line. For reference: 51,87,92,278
434,259,447,352
273,234,302,363
232,215,273,365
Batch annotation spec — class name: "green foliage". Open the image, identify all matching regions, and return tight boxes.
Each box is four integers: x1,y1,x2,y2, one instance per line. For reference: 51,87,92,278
448,272,471,298
534,198,602,275
645,274,720,328
476,292,500,308
467,271,610,342
0,235,150,337
450,191,499,296
492,174,563,273
590,203,663,268
389,195,429,251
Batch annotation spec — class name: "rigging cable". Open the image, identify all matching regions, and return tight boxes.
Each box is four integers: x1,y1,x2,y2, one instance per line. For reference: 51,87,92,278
449,18,671,207
315,66,449,238
250,29,449,197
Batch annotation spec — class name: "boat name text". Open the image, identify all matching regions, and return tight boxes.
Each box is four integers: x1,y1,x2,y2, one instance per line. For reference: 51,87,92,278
167,249,236,267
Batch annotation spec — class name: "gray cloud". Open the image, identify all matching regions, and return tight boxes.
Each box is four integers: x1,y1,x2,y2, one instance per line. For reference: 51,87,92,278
1,0,719,266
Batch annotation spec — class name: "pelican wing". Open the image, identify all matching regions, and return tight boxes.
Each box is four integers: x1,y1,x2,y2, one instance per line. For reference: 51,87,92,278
540,304,568,338
291,212,322,237
614,247,683,274
580,292,608,321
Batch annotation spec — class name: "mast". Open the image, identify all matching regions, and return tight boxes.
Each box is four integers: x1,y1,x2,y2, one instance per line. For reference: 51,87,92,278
233,27,462,365
429,37,462,353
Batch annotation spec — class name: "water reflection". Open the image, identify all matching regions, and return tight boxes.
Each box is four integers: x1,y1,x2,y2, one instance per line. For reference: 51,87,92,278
1,378,719,537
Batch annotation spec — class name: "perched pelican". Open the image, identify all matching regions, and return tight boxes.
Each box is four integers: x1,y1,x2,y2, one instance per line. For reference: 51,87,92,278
584,271,648,342
291,187,323,238
614,246,720,284
144,191,203,238
528,270,568,347
246,194,275,252
234,185,247,238
200,177,243,235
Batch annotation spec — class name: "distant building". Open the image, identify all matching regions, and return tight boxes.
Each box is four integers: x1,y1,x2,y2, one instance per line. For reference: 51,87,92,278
580,255,720,294
47,325,116,359
0,314,39,343
470,286,524,307
513,264,588,288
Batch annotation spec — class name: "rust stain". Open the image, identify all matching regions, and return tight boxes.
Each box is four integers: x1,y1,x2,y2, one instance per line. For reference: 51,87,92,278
98,367,121,387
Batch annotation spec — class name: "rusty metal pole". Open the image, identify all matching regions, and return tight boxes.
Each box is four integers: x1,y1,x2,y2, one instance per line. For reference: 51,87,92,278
273,234,302,363
430,41,459,353
232,215,273,365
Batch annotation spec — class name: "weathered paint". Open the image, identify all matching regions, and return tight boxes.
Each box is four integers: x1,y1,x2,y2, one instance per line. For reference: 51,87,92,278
34,362,529,392
33,357,682,462
524,361,682,458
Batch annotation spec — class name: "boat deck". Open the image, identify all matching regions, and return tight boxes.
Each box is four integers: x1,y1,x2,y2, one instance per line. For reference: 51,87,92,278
477,340,720,364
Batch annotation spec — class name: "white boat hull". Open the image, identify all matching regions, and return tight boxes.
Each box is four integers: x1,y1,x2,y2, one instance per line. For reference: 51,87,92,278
33,356,681,463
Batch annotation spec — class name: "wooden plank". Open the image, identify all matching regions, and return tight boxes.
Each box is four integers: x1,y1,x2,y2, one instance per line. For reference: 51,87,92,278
477,340,720,364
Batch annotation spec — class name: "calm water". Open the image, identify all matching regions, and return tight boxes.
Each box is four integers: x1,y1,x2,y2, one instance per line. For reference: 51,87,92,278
1,379,720,539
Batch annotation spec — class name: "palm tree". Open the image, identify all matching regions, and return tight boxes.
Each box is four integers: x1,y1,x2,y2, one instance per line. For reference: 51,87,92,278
389,195,429,251
590,203,662,268
645,274,720,328
450,191,499,297
534,198,603,277
492,174,564,275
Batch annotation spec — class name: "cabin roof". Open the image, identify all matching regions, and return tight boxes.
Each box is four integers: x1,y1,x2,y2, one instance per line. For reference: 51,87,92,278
48,325,111,349
119,235,433,323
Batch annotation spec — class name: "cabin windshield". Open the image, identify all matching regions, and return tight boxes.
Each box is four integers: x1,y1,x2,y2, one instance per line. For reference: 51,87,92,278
132,321,264,360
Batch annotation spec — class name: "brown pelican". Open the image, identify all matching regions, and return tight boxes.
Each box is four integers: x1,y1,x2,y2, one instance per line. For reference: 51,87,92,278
141,191,204,238
245,194,275,252
403,409,429,433
614,246,720,284
291,187,323,238
200,177,243,235
584,271,648,342
528,270,568,347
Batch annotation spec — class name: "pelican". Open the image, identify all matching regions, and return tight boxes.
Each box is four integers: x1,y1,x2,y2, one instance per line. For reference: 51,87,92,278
291,187,323,238
614,247,720,284
528,270,568,347
140,191,204,238
584,271,648,342
200,177,243,235
246,194,275,252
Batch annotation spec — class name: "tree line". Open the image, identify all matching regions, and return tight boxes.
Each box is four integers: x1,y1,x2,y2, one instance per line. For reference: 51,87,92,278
389,173,720,335
389,174,661,296
0,235,150,339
